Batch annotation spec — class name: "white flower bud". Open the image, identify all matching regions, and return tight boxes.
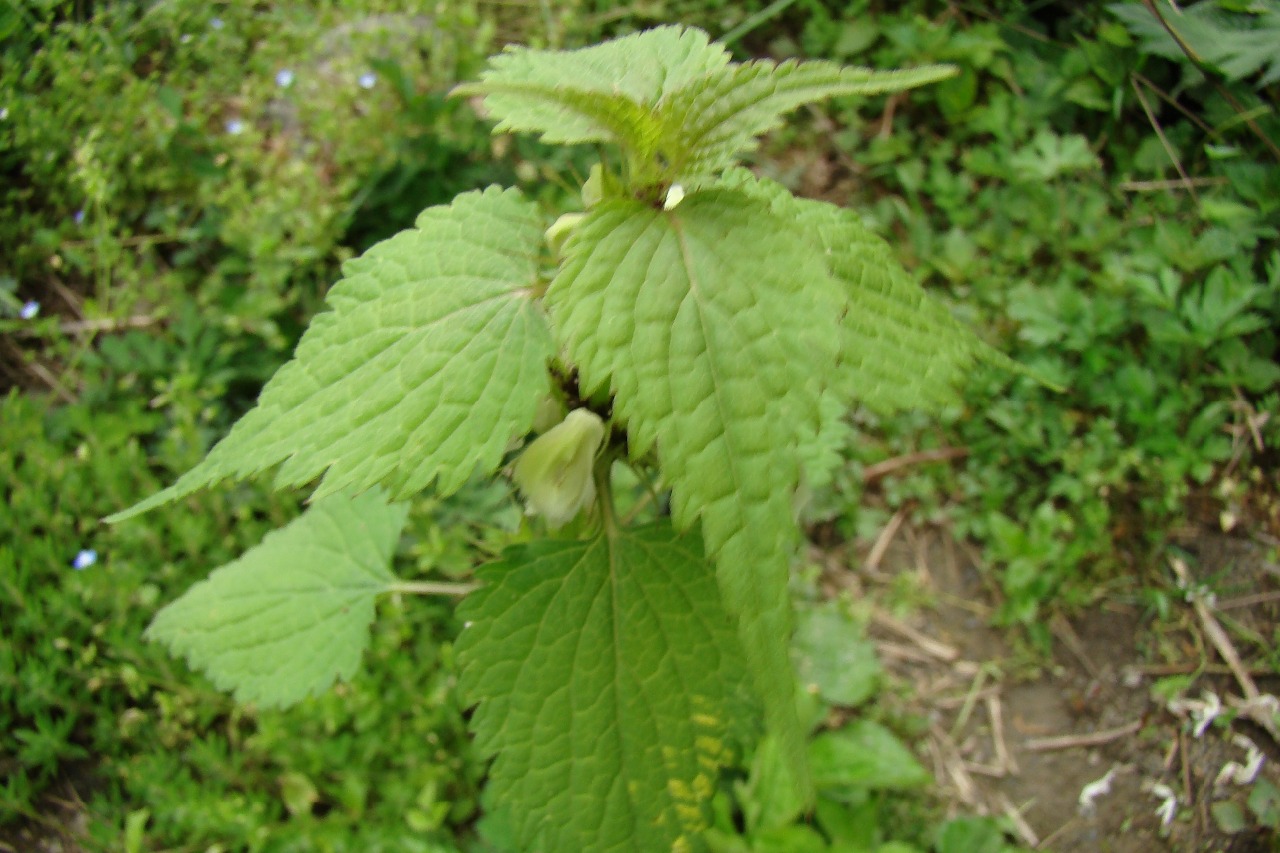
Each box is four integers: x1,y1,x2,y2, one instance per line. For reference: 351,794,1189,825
512,408,605,528
663,183,685,210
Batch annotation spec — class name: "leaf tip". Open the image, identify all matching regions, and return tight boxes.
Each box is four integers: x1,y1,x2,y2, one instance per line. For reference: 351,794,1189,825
103,489,177,524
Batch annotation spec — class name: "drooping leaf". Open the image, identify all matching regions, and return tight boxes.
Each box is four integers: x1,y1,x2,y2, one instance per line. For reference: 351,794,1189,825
146,489,407,708
456,523,747,853
719,168,1013,412
458,25,954,185
548,189,842,796
109,187,553,522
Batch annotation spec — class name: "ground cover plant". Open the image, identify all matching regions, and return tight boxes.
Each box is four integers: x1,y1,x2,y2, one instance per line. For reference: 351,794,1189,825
4,1,1278,850
741,0,1278,634
104,24,1018,852
2,3,511,849
757,2,1280,846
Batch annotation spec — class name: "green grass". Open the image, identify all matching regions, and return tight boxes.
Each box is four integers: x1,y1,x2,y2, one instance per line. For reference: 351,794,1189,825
2,0,1277,849
1,3,509,848
774,1,1279,641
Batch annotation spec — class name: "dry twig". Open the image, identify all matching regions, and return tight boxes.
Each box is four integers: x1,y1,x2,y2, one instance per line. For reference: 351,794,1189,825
862,447,969,482
1172,566,1238,696
996,792,1040,848
1050,613,1099,679
1130,74,1199,201
871,609,959,661
989,693,1018,775
874,639,940,666
865,507,907,572
1023,720,1142,752
930,723,979,804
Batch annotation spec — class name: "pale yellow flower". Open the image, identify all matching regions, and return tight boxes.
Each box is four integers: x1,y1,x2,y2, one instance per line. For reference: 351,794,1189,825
512,408,605,528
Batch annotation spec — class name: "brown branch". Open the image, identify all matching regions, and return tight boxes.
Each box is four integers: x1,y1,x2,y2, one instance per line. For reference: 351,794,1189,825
1131,74,1199,202
863,446,969,482
13,314,161,339
865,506,907,571
1139,0,1280,163
1024,720,1142,752
1130,71,1217,136
871,609,959,661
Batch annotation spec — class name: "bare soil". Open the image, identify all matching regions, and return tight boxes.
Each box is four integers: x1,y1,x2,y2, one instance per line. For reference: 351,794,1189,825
816,518,1280,852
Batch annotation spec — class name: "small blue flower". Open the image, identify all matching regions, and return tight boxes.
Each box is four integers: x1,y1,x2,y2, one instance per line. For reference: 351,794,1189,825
358,71,377,90
73,549,97,570
210,16,225,30
225,118,245,135
73,209,85,226
19,300,39,320
275,68,295,88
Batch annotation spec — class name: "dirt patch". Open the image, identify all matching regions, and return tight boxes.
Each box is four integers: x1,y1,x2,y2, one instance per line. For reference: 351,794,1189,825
816,521,1280,851
0,762,95,853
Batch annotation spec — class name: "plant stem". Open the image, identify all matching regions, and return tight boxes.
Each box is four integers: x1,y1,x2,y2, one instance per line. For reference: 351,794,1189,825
593,455,618,538
720,0,800,47
387,580,477,596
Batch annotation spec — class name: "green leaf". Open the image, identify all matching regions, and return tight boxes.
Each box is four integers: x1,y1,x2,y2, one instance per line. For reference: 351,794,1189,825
661,59,957,181
145,489,408,708
1210,800,1248,835
739,736,809,834
1110,1,1280,85
936,817,1008,853
749,825,830,853
109,187,553,521
459,25,954,185
798,393,856,492
793,604,881,708
1009,131,1100,182
548,189,841,796
719,169,1014,412
454,26,729,151
1249,778,1280,828
456,523,747,853
808,720,931,791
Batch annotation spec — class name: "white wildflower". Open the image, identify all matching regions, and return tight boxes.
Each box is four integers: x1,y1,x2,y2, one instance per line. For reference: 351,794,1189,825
1078,765,1119,816
1150,783,1177,827
1168,690,1221,738
1215,735,1264,786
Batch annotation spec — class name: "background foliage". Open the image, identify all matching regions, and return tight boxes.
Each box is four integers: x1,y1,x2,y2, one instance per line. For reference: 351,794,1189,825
2,0,1275,850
